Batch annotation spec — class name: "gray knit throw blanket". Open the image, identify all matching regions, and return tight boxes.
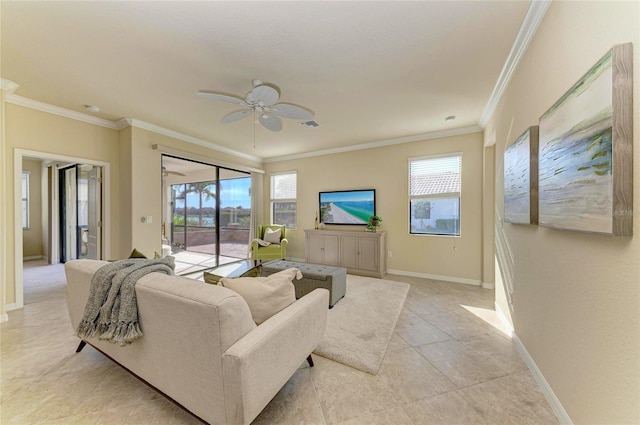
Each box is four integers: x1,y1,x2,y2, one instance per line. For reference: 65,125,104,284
76,256,175,346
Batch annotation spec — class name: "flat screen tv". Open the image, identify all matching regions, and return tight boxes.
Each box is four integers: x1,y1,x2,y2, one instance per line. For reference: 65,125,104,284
319,189,376,225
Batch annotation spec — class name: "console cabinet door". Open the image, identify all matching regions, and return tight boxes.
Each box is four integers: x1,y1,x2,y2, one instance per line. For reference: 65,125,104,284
305,229,385,278
307,234,325,264
340,236,358,269
323,235,339,266
339,235,377,271
357,237,378,271
307,233,339,266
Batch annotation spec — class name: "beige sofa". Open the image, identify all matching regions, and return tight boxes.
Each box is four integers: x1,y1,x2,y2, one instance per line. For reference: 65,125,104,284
65,260,329,425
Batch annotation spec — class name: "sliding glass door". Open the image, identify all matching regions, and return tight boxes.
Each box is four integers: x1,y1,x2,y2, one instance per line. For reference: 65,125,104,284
218,169,252,262
162,155,251,274
59,164,102,262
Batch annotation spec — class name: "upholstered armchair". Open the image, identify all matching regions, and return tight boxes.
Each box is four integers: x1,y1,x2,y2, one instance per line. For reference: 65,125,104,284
251,225,288,264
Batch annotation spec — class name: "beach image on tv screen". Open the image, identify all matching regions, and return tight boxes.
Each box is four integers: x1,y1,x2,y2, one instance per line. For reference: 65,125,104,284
320,191,374,224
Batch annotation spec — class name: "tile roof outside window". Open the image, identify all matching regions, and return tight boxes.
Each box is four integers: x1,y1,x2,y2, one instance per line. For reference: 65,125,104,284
410,171,461,196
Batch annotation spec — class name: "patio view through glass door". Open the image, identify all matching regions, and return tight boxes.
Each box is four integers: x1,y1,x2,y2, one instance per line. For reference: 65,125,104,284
162,155,251,275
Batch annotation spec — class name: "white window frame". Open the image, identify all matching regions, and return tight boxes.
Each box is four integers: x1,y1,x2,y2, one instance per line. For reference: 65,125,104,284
408,153,462,237
22,171,30,229
270,171,297,230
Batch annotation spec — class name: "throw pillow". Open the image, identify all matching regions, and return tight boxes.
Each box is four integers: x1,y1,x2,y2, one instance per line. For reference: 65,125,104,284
263,227,281,244
220,267,301,325
129,248,147,259
108,248,149,262
203,264,262,285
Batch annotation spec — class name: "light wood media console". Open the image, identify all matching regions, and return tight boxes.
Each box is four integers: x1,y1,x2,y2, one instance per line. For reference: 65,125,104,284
304,229,386,278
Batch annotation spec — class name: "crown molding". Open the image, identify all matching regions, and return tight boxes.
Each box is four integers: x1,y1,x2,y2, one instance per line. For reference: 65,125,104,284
117,118,263,163
1,79,19,93
115,117,133,130
264,125,482,163
4,94,118,129
3,95,262,163
478,0,551,129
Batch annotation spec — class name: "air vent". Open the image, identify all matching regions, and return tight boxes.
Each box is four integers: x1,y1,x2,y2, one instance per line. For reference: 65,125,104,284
300,120,320,128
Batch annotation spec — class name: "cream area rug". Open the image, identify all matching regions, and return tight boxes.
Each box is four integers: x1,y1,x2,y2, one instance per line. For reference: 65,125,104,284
313,274,409,375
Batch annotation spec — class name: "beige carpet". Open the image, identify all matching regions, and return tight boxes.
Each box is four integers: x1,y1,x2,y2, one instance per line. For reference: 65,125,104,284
313,274,409,375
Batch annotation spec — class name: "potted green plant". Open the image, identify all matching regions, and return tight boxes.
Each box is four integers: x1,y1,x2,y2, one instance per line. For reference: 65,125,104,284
366,215,383,232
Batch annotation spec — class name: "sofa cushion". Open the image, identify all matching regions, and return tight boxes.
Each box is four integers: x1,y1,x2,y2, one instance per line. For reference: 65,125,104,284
220,268,300,324
264,227,281,244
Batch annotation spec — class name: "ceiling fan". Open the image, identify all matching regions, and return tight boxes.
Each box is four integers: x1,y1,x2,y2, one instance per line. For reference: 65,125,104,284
198,80,314,132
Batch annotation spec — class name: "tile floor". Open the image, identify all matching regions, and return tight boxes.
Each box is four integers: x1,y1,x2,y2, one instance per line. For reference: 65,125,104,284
172,243,248,275
1,260,558,425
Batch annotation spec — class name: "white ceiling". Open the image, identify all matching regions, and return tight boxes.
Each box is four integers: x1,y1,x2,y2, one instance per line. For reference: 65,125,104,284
1,1,531,161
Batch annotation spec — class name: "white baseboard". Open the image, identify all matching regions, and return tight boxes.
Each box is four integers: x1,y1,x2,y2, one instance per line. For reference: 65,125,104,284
494,302,514,337
0,313,8,323
495,302,571,423
23,255,45,261
510,329,573,424
4,303,19,312
481,281,495,289
386,268,482,286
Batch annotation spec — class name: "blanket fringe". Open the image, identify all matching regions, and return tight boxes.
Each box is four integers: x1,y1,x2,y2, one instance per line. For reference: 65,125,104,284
76,257,173,346
99,322,118,341
112,322,143,346
76,319,97,339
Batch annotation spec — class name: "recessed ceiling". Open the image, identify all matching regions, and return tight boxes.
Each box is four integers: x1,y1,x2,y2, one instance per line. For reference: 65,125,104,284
1,1,531,160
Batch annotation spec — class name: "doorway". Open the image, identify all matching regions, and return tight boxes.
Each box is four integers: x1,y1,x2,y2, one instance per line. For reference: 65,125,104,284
161,155,252,275
13,149,110,310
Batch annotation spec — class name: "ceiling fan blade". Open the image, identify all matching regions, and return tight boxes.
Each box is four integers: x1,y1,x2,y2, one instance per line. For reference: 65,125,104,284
197,90,248,106
162,167,186,177
221,109,252,124
249,85,279,106
271,103,314,120
259,113,282,132
165,170,186,176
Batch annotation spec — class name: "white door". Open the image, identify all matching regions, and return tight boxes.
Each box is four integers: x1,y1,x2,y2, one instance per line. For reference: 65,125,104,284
87,167,102,259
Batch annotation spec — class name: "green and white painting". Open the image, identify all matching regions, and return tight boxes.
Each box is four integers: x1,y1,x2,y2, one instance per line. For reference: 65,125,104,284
504,127,538,225
538,49,614,234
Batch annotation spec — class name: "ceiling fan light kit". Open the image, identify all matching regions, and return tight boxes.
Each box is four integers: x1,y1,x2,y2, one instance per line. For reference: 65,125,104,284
198,80,314,132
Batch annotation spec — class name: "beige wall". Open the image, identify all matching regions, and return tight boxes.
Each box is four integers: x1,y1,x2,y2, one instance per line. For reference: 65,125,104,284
2,103,264,308
487,2,640,423
1,89,7,318
119,126,133,257
21,159,43,258
125,127,263,258
3,104,121,306
482,146,495,285
264,132,486,282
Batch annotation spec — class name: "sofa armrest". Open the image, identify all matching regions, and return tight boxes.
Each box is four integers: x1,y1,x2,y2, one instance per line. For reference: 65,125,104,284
280,238,288,250
221,288,329,425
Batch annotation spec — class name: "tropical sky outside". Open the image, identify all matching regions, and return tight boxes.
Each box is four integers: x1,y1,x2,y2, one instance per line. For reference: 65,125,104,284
184,177,251,208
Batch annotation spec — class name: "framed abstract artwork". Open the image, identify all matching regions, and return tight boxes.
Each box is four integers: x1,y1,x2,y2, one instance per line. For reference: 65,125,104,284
538,43,633,236
504,126,539,225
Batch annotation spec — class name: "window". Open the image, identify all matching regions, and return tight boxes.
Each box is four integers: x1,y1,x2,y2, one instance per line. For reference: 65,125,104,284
21,172,30,229
270,172,297,229
409,154,461,236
